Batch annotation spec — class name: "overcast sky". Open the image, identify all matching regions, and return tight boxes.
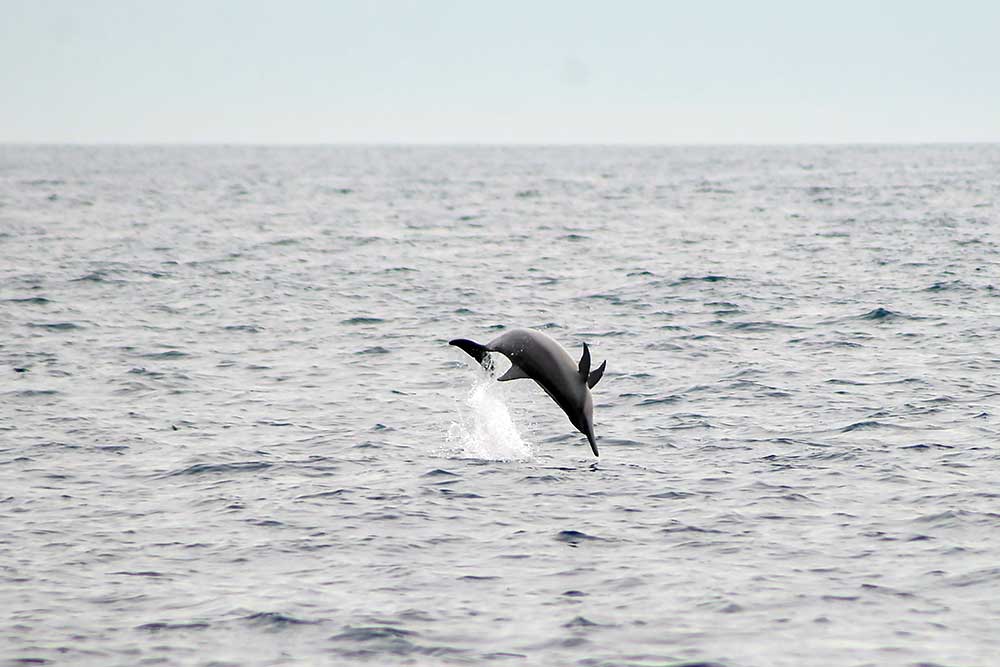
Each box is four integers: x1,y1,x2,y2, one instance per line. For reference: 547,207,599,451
2,0,998,143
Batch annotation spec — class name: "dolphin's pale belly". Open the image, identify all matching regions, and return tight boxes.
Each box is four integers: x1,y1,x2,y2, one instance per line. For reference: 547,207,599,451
523,365,575,418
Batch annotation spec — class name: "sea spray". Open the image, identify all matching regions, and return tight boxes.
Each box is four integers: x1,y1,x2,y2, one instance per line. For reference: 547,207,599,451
446,368,534,461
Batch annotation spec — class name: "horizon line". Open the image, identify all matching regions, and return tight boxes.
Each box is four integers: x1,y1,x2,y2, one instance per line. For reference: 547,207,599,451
3,139,999,148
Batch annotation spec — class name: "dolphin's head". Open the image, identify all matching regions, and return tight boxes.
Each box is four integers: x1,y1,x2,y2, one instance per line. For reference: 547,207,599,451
576,389,598,457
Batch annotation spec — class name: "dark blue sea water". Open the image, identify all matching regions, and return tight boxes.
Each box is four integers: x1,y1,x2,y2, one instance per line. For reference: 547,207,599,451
1,145,999,666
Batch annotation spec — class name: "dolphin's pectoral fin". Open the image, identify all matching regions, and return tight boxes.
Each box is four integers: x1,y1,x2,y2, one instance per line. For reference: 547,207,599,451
450,338,494,373
578,342,591,380
498,364,530,382
587,360,606,389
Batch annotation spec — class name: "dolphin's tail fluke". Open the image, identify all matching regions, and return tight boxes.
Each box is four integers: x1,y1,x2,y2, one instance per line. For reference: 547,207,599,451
449,338,495,372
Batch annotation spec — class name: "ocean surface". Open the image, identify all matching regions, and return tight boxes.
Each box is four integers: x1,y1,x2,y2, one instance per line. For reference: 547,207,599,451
1,144,999,667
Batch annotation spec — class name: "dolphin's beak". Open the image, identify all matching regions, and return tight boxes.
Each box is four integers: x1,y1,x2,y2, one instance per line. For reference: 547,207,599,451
586,430,599,457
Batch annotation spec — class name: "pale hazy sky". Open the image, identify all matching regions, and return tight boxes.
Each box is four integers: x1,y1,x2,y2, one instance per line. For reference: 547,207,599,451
2,1,998,143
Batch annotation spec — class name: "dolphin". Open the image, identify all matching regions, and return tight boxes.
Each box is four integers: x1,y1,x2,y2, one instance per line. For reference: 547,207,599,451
449,328,607,456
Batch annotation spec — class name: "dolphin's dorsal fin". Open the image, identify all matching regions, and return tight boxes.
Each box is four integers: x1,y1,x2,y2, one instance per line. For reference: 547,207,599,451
588,360,606,389
578,342,591,381
498,364,530,382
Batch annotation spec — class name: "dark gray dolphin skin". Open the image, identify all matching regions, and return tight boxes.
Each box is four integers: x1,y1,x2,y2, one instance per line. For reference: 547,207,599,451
449,328,607,456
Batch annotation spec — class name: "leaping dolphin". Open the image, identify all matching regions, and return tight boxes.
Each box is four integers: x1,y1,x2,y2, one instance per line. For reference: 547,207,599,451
449,328,607,456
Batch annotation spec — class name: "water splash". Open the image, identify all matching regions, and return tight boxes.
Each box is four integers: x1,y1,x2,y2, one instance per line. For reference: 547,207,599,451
446,369,534,461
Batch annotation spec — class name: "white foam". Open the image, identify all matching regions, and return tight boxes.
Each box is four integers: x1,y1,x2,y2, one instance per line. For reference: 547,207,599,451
445,368,534,461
